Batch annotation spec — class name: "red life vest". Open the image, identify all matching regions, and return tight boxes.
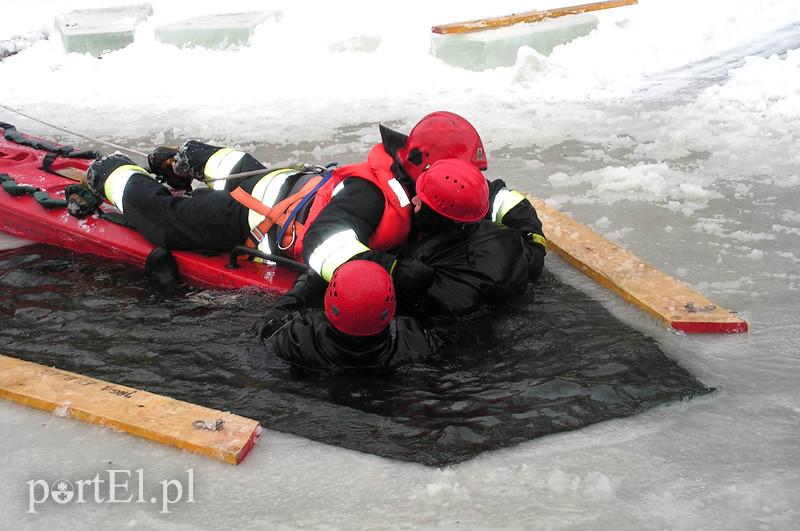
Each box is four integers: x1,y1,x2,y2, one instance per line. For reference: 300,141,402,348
293,143,413,261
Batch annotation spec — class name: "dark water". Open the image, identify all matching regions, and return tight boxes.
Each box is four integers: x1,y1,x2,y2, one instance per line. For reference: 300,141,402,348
0,245,710,466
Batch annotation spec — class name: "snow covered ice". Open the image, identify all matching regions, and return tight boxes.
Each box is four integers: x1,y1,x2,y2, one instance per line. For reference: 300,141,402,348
1,0,800,529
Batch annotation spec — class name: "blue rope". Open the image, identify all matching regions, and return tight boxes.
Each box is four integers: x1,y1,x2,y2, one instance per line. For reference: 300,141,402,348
276,166,335,244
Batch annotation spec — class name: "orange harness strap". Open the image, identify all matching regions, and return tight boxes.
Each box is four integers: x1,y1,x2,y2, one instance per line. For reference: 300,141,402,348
230,176,322,251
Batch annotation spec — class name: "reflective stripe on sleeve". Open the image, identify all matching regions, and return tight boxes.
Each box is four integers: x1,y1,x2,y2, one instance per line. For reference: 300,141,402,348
531,233,547,248
203,148,246,190
308,229,370,281
387,178,411,208
103,164,149,213
246,168,295,229
491,188,526,224
331,181,345,198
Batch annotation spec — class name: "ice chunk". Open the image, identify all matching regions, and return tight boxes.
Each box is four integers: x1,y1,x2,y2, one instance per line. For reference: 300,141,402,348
430,14,598,71
55,4,153,56
155,12,281,50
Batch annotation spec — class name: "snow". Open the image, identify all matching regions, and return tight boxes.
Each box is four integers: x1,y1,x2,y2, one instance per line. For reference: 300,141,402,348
2,0,800,528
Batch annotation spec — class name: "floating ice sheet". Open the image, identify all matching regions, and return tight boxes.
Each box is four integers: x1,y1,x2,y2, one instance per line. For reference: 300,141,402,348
55,3,153,56
155,11,281,49
431,13,599,71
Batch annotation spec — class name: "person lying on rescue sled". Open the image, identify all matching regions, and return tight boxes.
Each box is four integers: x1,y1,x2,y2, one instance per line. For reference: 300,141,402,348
85,127,429,295
84,111,543,294
264,260,439,371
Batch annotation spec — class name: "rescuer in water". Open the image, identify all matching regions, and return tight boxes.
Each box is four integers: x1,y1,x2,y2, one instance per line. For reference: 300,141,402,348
264,260,439,371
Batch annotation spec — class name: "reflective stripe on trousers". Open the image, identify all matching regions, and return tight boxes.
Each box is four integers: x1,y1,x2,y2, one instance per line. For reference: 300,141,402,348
203,148,246,190
246,168,297,256
103,164,150,214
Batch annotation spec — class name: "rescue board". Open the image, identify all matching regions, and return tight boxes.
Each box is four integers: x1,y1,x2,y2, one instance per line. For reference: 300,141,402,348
527,195,748,333
0,354,261,464
432,0,638,35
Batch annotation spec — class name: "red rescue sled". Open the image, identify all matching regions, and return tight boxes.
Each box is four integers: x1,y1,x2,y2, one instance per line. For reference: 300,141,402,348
0,124,298,293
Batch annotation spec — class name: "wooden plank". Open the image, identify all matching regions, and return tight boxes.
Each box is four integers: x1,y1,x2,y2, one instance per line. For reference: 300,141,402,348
0,355,262,464
51,166,87,182
527,195,748,333
432,0,637,35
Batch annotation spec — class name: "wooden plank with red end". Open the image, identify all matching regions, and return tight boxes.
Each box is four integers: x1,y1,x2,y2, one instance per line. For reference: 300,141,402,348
432,0,638,35
0,355,262,464
527,195,748,333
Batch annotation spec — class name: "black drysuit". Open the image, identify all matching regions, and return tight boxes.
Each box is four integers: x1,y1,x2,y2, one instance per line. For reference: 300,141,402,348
260,272,437,371
271,312,437,371
402,219,532,317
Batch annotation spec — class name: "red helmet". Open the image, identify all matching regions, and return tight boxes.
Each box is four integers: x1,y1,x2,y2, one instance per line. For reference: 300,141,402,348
400,111,488,181
324,261,396,337
415,159,489,223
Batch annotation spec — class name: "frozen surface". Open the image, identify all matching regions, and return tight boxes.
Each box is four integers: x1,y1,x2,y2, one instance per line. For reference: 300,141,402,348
1,0,800,528
431,14,599,71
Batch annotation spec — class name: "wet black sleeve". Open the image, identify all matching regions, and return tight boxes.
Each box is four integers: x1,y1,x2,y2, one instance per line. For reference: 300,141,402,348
301,178,386,264
391,316,441,364
271,311,334,371
272,272,327,313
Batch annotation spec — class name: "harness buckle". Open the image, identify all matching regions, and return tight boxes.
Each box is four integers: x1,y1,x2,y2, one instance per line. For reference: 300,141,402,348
250,225,266,244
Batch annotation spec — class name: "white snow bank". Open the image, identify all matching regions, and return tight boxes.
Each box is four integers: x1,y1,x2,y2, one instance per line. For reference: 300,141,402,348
1,0,799,146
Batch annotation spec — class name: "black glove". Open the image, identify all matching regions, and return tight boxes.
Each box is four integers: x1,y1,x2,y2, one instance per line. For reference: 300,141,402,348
522,234,546,282
392,257,435,299
173,140,221,181
86,153,140,196
148,147,192,192
253,307,292,340
253,272,326,340
284,272,327,309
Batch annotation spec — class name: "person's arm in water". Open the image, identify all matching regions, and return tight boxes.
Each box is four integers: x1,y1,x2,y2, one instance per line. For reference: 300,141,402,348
486,179,546,281
254,271,326,340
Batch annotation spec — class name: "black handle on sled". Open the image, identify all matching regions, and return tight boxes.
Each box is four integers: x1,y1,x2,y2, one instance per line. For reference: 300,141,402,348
227,246,309,272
